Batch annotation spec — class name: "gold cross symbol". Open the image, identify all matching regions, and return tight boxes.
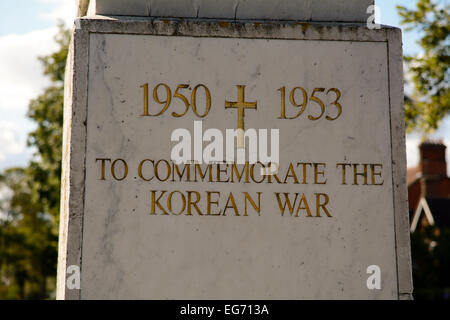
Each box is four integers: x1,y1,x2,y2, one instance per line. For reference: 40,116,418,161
225,85,257,148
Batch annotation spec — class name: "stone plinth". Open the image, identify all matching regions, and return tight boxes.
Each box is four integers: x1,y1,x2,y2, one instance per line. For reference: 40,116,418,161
82,0,374,22
57,16,413,300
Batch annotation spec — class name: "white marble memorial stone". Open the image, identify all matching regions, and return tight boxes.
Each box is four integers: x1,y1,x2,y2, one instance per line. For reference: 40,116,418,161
58,3,413,300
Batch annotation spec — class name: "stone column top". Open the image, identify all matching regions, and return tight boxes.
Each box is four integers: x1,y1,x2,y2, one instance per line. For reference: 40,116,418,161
79,0,374,23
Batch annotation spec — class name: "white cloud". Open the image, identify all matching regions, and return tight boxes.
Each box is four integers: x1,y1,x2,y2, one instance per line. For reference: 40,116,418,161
37,0,78,27
0,1,76,171
0,27,63,170
0,121,27,162
0,28,59,113
406,137,420,168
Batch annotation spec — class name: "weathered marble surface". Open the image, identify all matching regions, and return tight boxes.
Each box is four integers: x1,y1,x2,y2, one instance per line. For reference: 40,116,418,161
58,17,412,300
82,0,374,22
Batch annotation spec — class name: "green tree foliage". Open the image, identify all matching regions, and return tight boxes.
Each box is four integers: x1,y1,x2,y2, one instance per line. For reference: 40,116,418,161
0,24,69,299
397,0,450,133
0,168,57,299
27,25,70,224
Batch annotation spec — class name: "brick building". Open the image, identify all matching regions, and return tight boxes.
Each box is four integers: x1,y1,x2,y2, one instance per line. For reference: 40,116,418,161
407,141,450,232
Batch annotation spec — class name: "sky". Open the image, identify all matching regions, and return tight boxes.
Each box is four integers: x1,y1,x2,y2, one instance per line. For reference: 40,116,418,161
0,0,448,172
